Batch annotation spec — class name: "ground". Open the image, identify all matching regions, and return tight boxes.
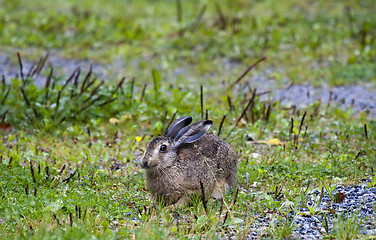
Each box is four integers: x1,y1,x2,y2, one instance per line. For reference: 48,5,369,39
0,0,375,239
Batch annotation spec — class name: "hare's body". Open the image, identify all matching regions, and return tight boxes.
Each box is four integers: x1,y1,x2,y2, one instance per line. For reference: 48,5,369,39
141,117,237,206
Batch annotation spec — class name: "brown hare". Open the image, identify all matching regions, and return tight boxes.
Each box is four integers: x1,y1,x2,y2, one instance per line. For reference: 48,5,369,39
140,116,237,206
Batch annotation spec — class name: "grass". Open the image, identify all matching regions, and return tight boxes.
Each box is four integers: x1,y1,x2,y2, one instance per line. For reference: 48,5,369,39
1,0,376,239
1,0,375,86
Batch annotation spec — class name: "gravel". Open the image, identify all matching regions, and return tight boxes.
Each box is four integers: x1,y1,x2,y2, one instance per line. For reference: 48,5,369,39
248,184,376,239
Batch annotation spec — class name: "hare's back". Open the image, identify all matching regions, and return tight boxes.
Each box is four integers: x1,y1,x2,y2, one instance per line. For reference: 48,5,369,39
177,133,237,169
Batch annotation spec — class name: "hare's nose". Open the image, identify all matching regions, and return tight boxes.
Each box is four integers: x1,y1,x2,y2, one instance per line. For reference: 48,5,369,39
141,159,149,168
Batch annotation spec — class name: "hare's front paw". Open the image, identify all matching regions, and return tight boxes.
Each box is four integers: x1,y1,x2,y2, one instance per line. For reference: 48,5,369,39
174,195,190,207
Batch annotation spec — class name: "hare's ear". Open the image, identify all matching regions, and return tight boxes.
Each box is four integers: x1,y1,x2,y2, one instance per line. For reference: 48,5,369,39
164,116,192,138
174,120,213,148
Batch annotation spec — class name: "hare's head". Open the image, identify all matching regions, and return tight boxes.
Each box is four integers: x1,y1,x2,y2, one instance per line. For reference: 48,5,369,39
140,116,213,171
141,136,176,170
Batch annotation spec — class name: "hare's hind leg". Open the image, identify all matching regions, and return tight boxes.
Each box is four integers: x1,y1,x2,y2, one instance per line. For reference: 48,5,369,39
211,179,230,199
175,195,191,207
225,165,238,190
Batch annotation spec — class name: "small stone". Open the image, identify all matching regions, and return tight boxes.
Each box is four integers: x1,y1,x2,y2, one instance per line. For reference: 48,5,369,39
303,223,310,230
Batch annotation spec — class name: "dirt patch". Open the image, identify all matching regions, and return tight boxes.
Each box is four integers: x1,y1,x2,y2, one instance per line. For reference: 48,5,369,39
267,84,375,117
238,69,376,118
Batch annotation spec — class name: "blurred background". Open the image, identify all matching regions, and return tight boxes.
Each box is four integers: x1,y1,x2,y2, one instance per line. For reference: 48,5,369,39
1,0,375,87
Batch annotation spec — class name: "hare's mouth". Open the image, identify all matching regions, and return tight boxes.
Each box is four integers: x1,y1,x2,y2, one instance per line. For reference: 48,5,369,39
141,158,158,170
141,163,155,170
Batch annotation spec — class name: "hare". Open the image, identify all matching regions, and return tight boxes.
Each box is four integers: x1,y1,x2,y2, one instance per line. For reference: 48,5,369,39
140,116,237,206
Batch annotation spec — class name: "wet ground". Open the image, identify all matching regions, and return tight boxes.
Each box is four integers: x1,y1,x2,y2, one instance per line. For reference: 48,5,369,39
246,71,376,118
1,52,375,118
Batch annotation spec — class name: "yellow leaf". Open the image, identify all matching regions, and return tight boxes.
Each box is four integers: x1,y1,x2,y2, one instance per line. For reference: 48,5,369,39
268,138,282,145
109,118,120,124
120,113,132,123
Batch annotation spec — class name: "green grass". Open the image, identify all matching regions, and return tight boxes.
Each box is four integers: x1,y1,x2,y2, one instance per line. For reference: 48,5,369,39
1,66,375,238
1,0,376,239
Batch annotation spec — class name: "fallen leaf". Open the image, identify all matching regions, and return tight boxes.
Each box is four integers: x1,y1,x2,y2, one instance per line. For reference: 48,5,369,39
0,122,12,133
268,138,282,145
334,191,347,203
109,118,120,124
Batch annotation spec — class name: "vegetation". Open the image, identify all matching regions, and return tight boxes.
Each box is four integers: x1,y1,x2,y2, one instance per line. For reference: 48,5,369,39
0,0,375,239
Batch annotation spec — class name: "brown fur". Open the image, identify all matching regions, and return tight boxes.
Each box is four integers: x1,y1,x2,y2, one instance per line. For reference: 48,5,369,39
141,133,237,206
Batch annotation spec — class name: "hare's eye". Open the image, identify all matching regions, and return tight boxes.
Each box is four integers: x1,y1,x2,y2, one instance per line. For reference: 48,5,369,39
159,144,167,152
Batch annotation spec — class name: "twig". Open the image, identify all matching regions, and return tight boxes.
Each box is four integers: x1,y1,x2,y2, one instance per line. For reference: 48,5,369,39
289,117,294,140
59,164,66,175
99,97,116,107
17,52,24,82
1,109,8,125
71,96,104,118
81,64,93,94
364,123,368,140
54,91,61,115
298,111,307,136
62,170,77,183
45,166,50,180
69,212,73,227
225,88,256,139
1,75,5,91
227,95,234,112
20,87,30,107
29,161,36,183
81,77,97,94
223,210,229,224
53,214,61,226
218,199,224,217
199,180,208,215
215,3,226,30
84,81,104,103
1,87,11,106
265,104,272,124
228,57,266,89
114,77,126,96
165,112,177,133
34,53,49,76
191,5,207,32
63,67,80,92
294,111,307,147
140,83,147,102
176,0,183,36
200,85,204,120
71,68,81,99
303,123,309,139
233,188,239,205
45,67,53,108
27,64,37,78
32,107,38,119
130,77,135,101
217,114,226,137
